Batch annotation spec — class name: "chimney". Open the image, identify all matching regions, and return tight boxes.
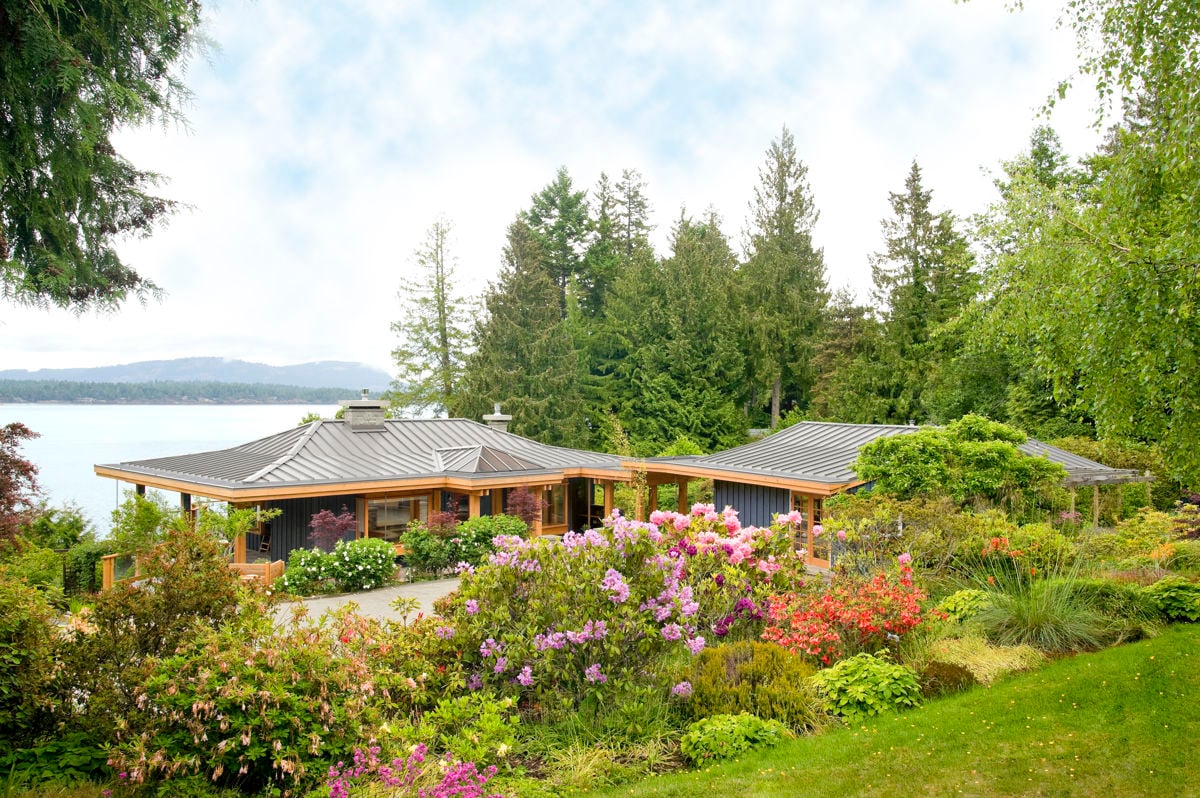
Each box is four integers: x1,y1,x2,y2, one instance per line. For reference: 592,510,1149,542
340,390,388,432
482,402,512,433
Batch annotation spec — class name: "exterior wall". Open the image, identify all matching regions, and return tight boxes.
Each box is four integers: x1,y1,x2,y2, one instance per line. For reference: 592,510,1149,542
713,480,790,528
258,494,360,561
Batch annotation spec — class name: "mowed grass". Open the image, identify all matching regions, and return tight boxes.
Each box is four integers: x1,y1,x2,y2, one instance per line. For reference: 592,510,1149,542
596,624,1200,797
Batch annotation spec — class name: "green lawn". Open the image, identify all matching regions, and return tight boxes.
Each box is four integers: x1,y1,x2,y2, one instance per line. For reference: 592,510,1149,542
596,625,1200,797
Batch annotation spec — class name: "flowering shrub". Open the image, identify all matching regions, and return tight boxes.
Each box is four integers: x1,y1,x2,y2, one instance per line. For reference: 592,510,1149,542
446,515,526,568
441,507,803,718
278,538,397,595
810,651,922,720
762,559,929,665
325,744,502,798
111,607,382,793
421,693,519,767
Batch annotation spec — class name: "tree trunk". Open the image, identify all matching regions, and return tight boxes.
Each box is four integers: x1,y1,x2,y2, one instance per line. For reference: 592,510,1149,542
771,376,782,428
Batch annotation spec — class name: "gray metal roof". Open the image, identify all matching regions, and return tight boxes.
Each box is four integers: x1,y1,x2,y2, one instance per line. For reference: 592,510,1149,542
650,421,1142,486
99,418,623,491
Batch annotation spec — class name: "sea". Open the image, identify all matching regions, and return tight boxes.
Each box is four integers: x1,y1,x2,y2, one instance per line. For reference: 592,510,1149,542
0,404,340,534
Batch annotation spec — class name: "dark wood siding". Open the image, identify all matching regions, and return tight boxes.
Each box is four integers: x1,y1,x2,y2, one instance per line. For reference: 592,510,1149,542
261,494,360,561
714,481,789,528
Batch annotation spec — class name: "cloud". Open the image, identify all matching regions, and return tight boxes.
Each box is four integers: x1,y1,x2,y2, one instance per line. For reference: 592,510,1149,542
0,0,1100,375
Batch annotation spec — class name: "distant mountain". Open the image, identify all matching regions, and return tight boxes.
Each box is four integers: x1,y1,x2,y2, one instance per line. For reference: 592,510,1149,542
0,357,391,392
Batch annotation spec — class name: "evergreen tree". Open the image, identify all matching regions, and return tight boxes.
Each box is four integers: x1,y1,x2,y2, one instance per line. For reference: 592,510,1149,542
386,218,471,416
454,220,588,447
0,0,203,310
578,172,621,319
740,127,829,427
866,161,977,423
614,168,653,262
520,167,589,318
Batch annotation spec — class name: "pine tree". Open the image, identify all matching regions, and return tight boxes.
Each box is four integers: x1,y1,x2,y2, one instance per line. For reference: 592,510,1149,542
454,220,588,447
386,219,471,416
740,127,829,428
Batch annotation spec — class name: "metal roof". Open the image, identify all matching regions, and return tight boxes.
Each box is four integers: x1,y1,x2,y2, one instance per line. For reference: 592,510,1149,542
98,418,623,491
649,421,1143,487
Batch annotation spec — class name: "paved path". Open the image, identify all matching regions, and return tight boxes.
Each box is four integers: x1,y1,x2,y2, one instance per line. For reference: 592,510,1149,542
277,577,461,623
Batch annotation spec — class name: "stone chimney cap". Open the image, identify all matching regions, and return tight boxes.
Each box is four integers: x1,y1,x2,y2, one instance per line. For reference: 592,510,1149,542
482,403,513,432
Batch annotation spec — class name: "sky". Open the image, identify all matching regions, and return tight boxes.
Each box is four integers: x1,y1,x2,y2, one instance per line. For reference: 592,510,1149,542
0,0,1101,377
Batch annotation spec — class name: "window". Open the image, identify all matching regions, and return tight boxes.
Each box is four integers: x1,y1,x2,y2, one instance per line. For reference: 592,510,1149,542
366,496,429,543
542,484,566,526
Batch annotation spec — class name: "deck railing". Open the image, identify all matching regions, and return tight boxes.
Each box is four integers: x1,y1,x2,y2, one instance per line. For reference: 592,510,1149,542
100,550,285,590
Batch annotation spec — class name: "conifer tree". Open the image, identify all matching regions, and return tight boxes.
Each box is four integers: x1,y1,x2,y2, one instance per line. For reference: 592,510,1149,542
521,167,589,318
386,218,470,416
741,128,829,427
454,220,588,447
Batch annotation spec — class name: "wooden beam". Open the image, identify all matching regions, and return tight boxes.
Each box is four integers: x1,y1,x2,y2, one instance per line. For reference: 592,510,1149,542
468,492,481,518
603,480,614,517
676,479,689,513
648,484,659,514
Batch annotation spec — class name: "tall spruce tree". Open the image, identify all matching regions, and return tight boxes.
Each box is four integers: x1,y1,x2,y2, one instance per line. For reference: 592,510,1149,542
867,161,977,423
520,167,589,318
453,220,588,447
740,128,829,428
386,218,470,416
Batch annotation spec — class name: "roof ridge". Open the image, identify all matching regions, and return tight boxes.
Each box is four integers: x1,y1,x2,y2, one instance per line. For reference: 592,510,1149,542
244,420,323,483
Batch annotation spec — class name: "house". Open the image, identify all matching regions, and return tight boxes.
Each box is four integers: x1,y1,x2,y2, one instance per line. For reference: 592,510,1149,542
631,421,1148,569
94,398,627,563
95,408,1146,571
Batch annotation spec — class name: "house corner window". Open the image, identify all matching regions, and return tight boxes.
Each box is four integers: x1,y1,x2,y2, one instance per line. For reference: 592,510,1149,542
542,484,566,526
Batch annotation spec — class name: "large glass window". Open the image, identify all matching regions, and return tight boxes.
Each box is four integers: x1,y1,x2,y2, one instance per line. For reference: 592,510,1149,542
542,484,566,526
367,496,429,543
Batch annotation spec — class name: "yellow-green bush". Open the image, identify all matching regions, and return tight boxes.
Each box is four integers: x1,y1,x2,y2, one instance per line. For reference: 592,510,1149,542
688,641,827,732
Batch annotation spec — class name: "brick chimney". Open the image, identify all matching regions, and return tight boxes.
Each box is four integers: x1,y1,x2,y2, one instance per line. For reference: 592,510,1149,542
482,402,512,433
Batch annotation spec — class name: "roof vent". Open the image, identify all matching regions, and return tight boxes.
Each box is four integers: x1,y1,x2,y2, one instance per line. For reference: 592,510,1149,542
340,392,388,432
482,402,512,433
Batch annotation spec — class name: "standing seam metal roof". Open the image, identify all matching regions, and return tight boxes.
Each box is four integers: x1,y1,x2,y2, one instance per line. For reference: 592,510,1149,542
100,418,622,489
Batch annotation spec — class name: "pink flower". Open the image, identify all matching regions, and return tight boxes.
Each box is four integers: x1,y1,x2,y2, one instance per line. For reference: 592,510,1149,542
672,681,693,698
649,510,668,526
898,552,913,566
812,524,824,538
836,530,847,542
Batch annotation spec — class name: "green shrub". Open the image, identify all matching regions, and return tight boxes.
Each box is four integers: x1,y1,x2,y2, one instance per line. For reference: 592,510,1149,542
277,546,334,595
2,544,61,589
810,652,922,721
1166,539,1200,574
446,514,526,567
327,537,397,591
1067,577,1161,633
688,641,826,732
422,692,520,767
0,578,58,749
679,713,790,764
55,524,244,740
937,588,990,622
401,523,451,576
1142,576,1200,622
62,540,112,595
111,607,381,794
0,730,109,784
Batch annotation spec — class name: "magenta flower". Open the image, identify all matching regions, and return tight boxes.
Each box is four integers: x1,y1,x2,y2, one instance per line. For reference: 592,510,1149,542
584,663,607,684
686,636,706,655
517,665,534,687
435,625,455,640
672,681,693,698
465,599,479,615
661,623,682,641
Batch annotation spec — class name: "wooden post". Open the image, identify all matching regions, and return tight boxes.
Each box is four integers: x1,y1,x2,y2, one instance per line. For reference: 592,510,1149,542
676,479,689,513
233,534,246,564
357,498,367,539
603,480,614,517
1092,485,1100,529
468,492,481,518
1069,488,1077,515
101,554,115,591
647,481,659,514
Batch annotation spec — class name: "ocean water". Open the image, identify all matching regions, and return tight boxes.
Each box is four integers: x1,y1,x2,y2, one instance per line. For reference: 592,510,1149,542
0,404,339,532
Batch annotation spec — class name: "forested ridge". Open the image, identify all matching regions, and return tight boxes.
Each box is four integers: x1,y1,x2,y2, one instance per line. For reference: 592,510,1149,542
0,380,352,404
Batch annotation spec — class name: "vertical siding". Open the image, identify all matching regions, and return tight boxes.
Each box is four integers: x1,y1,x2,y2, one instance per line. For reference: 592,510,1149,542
714,481,789,528
263,494,360,561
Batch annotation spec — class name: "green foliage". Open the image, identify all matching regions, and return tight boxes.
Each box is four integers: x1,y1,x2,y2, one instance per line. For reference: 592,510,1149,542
61,541,111,595
107,490,178,554
1,544,60,590
1051,437,1181,512
809,652,922,721
20,503,93,550
423,693,520,767
0,731,109,785
852,415,1067,509
55,524,244,739
1141,577,1200,622
688,641,826,732
326,537,397,592
111,608,381,793
401,524,451,577
387,217,471,416
974,575,1119,654
916,634,1044,687
278,538,396,595
936,589,989,623
679,713,790,765
0,578,57,749
0,1,203,309
446,515,525,567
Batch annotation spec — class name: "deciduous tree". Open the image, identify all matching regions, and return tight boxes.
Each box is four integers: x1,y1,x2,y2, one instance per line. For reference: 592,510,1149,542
0,422,39,542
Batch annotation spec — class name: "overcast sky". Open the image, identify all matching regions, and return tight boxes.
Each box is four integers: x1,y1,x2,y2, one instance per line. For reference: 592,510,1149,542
0,0,1100,376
